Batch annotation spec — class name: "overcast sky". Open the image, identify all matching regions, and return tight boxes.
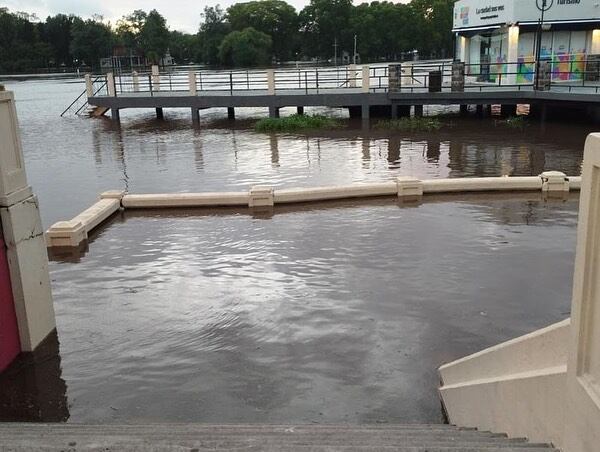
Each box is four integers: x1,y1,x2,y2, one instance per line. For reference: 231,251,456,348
1,0,406,34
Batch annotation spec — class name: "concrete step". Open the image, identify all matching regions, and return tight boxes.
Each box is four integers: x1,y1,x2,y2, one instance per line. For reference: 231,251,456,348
0,424,558,451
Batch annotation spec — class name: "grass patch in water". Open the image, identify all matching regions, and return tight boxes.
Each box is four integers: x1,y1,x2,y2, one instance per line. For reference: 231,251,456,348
374,117,443,132
255,114,341,132
497,116,528,130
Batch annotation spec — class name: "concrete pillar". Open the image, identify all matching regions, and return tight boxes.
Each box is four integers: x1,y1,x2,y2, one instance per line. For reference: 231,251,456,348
592,29,600,54
267,69,275,95
297,106,304,115
152,65,160,91
156,108,164,120
0,90,55,353
460,104,469,116
451,62,465,92
85,74,93,98
388,64,401,93
505,25,519,85
362,66,370,93
107,72,116,97
268,106,280,118
191,108,200,123
132,71,139,92
349,64,357,88
227,107,235,120
564,133,600,451
414,105,424,117
476,104,484,116
189,71,197,95
111,108,120,121
391,104,398,119
456,35,468,63
536,60,551,91
361,104,370,120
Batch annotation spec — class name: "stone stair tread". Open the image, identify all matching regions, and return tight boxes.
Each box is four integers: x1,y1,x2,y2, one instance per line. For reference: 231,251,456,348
0,424,557,451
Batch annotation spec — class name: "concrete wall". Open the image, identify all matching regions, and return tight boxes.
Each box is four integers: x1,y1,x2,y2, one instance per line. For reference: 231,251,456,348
0,91,55,354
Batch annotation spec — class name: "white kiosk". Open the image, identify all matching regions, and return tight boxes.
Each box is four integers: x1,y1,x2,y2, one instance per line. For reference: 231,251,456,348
453,0,600,83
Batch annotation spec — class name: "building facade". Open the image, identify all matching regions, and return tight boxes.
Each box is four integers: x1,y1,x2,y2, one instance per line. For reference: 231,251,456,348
453,0,600,83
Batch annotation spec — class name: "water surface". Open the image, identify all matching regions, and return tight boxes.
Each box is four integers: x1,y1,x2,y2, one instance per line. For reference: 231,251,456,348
0,77,586,424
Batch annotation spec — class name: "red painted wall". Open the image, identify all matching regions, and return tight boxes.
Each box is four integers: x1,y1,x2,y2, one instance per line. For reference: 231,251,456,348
0,232,20,372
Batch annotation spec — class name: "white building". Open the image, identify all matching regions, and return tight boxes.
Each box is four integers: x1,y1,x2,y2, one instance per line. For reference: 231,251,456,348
453,0,600,82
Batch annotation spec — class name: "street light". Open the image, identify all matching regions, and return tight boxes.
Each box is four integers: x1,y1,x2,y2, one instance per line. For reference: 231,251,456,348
534,0,553,90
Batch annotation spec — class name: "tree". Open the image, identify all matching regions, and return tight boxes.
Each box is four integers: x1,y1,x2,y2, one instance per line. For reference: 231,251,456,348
169,31,200,64
198,5,230,65
218,27,272,67
70,18,113,68
227,0,298,61
115,10,147,50
139,9,170,64
299,0,353,60
39,14,77,66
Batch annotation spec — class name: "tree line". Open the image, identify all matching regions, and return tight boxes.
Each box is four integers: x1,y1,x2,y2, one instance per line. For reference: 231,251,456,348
0,0,453,73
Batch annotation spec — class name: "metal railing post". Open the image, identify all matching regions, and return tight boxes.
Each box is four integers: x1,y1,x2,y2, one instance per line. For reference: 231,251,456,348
230,71,233,94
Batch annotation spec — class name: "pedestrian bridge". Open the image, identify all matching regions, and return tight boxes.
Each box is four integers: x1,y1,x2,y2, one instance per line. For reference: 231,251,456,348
62,60,600,122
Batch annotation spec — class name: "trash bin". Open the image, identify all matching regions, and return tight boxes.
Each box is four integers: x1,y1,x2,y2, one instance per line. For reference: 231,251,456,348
429,70,442,92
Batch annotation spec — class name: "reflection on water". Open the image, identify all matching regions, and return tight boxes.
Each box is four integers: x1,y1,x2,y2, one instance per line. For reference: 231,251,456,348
2,78,591,228
24,194,579,423
0,332,69,422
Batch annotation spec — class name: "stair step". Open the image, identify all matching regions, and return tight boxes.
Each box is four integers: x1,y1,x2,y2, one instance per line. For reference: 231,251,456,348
0,424,557,451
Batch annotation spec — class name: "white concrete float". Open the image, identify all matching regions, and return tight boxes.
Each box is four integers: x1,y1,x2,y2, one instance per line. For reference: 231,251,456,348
45,190,125,248
46,173,580,249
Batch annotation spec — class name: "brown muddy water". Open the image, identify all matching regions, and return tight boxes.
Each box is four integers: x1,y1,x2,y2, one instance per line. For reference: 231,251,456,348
0,76,590,424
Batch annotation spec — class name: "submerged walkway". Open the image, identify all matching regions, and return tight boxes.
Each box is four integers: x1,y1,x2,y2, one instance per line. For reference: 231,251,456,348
0,423,559,451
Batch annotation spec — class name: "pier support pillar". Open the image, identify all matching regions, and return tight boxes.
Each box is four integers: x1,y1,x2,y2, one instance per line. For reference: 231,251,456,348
0,90,55,359
156,108,164,120
227,107,235,120
111,108,120,122
414,105,424,117
476,104,484,117
297,106,304,115
361,104,370,120
191,108,200,123
391,104,398,119
460,104,469,116
269,106,280,118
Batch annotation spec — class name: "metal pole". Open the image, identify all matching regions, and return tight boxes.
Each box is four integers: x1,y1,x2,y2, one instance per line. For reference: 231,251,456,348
354,35,357,65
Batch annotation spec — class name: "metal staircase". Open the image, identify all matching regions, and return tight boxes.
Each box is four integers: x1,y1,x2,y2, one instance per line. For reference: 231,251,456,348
60,76,108,117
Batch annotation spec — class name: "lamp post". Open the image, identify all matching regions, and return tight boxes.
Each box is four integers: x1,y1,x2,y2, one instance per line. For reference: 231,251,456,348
534,0,553,90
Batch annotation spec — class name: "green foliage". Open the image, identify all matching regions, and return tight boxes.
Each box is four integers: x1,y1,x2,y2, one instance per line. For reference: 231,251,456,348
498,116,528,130
374,117,443,132
70,18,113,68
255,114,341,132
115,10,147,50
227,0,298,61
219,27,272,67
139,10,170,64
0,0,455,72
199,5,231,65
299,0,353,59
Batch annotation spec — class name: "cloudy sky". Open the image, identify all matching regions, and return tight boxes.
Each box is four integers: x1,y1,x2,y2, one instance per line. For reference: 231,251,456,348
0,0,335,34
